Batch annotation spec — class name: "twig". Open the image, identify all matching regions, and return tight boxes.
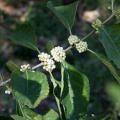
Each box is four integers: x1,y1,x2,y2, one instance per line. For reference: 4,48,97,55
32,63,42,70
103,13,115,24
0,78,11,87
0,63,42,87
82,12,115,41
64,46,72,52
81,30,95,41
0,13,115,87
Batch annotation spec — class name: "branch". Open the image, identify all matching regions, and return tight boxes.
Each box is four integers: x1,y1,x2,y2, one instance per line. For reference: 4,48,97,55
0,13,115,87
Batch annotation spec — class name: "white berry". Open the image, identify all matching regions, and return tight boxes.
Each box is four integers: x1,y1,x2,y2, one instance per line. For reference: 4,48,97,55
38,52,56,72
42,59,56,72
38,52,50,62
75,41,88,53
68,35,80,46
51,46,66,62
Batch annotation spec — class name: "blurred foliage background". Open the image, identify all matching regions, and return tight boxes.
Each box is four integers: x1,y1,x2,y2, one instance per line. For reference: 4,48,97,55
0,0,120,119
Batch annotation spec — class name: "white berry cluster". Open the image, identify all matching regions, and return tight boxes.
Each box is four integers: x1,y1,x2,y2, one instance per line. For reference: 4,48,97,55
68,35,79,45
38,52,56,72
20,35,88,73
75,41,88,53
20,64,31,72
68,35,88,53
5,90,11,95
51,46,66,62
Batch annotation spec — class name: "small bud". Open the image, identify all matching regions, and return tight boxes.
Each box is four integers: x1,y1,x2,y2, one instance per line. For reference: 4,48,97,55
76,41,88,53
20,64,31,72
92,19,102,33
68,35,80,46
51,46,66,62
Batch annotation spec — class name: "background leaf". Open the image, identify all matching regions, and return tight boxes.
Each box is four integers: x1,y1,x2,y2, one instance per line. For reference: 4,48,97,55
12,71,49,108
6,61,20,73
106,83,120,110
47,1,79,32
99,24,120,69
62,62,90,120
88,49,120,84
10,23,38,51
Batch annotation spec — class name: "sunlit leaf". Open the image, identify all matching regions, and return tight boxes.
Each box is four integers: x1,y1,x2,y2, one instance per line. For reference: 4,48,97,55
12,71,49,108
62,62,90,120
11,115,26,120
43,109,59,120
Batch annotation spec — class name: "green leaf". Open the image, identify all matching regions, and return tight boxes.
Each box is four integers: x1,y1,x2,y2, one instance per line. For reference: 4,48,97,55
106,83,120,110
10,23,38,51
11,115,26,120
6,61,20,73
43,109,59,120
99,24,120,69
23,107,59,120
47,1,79,32
62,62,90,120
23,107,43,120
12,71,49,108
88,49,120,84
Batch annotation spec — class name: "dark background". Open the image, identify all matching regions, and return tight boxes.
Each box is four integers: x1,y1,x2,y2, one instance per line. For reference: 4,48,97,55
0,0,120,119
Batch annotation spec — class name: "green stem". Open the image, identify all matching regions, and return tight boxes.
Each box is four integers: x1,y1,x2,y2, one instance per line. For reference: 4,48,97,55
25,71,29,95
81,30,95,41
82,13,115,41
49,72,62,119
60,64,64,97
103,13,115,24
111,0,114,13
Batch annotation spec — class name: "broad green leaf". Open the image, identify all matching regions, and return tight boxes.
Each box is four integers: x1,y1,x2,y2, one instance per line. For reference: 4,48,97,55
99,24,120,69
23,107,59,120
43,109,59,120
47,1,79,31
12,71,49,108
62,62,90,120
6,61,20,73
23,107,43,120
10,23,38,51
11,115,26,120
106,83,120,110
88,49,120,84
